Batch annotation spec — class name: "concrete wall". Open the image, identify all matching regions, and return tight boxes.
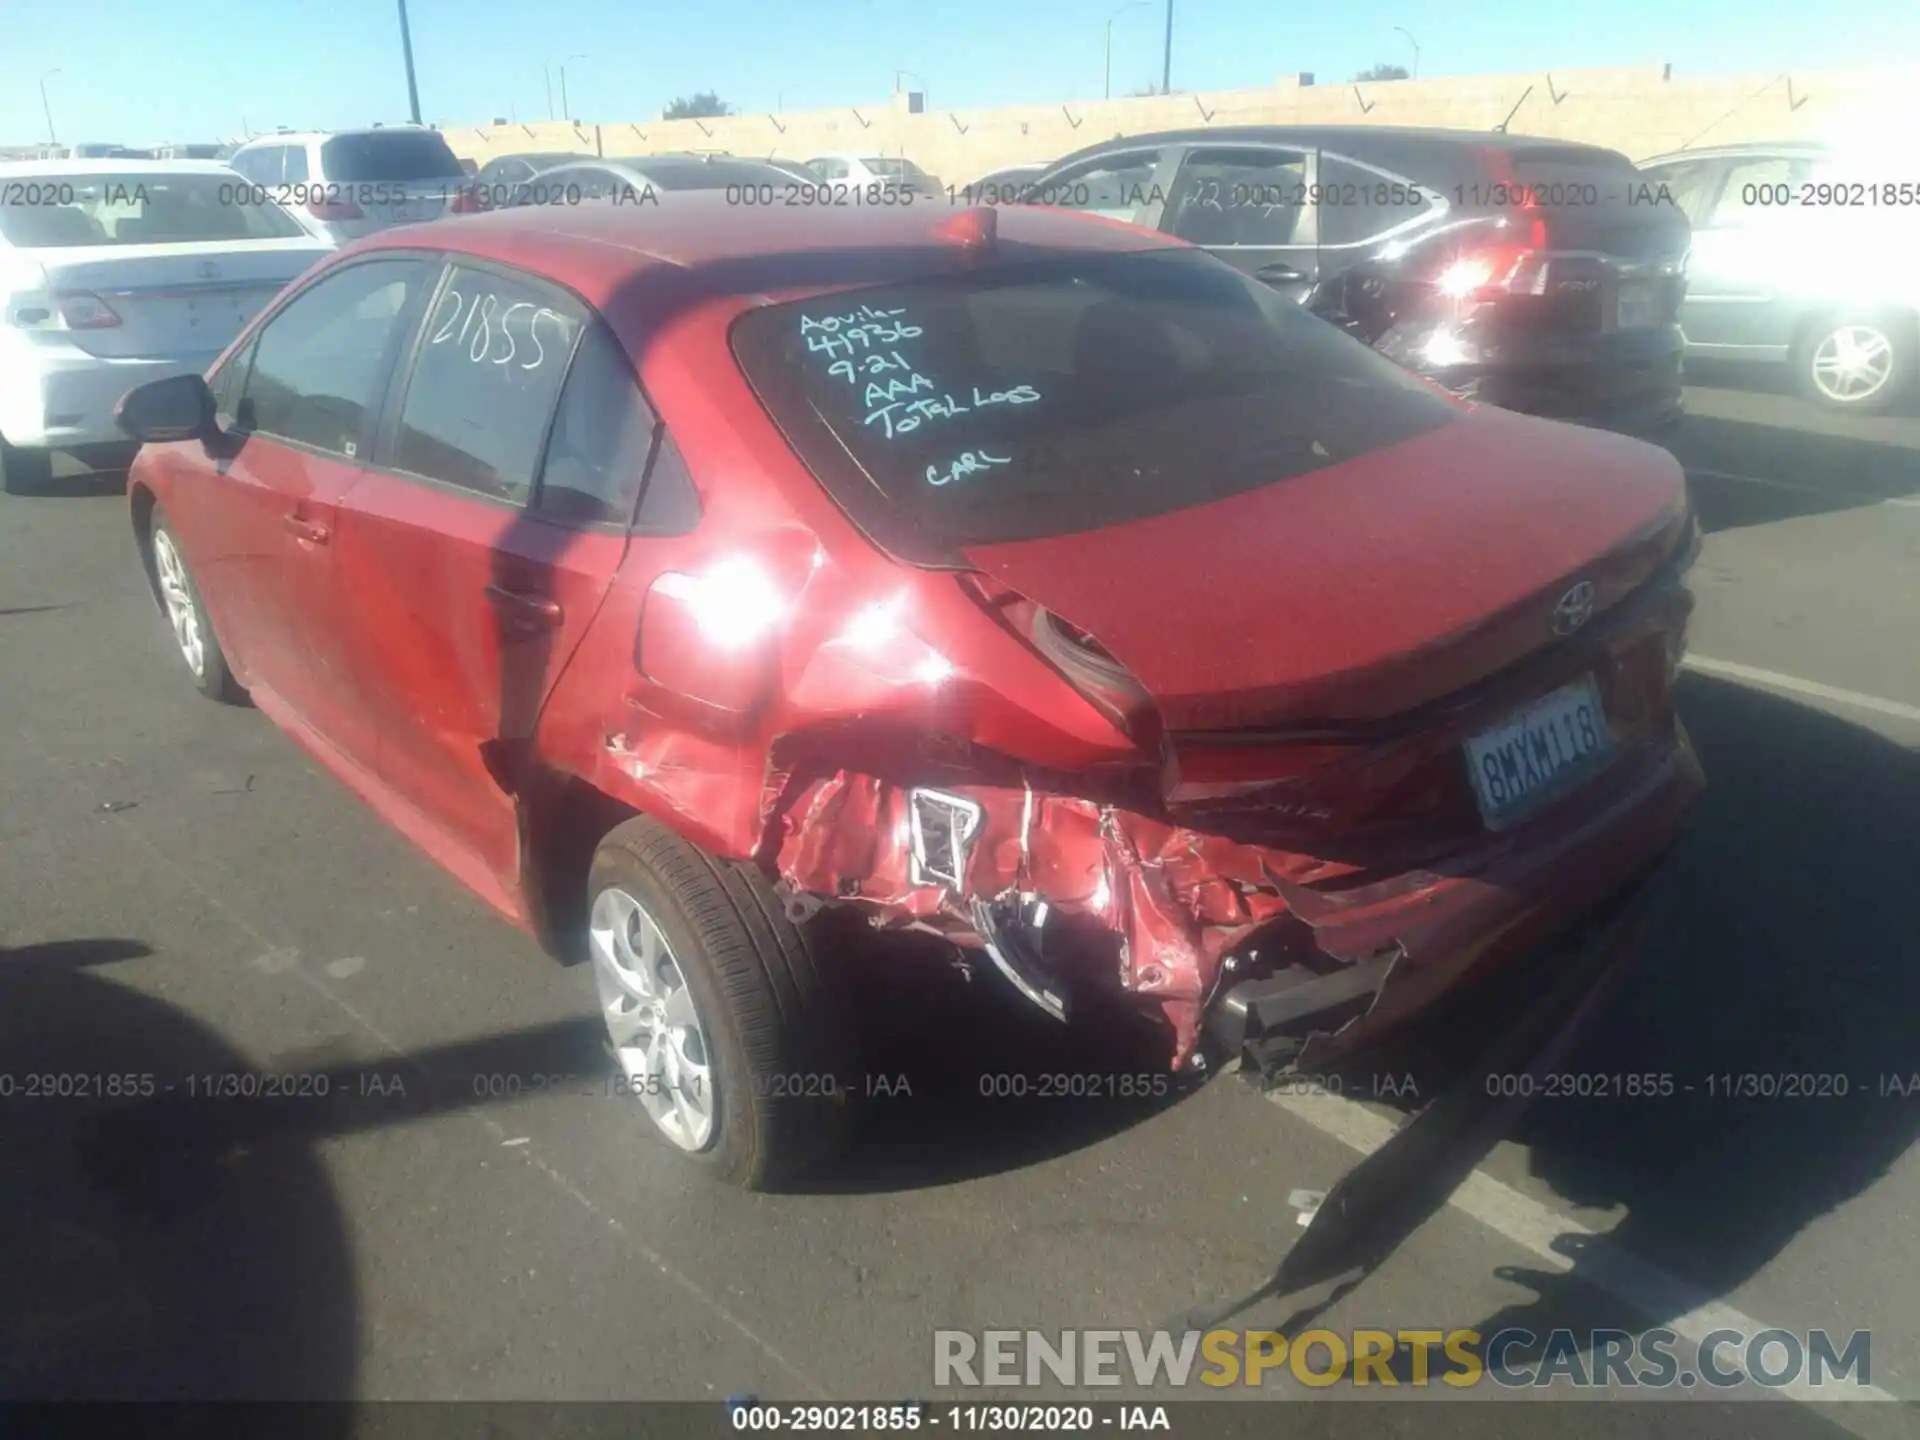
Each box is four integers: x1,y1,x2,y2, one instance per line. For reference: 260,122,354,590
442,64,1920,184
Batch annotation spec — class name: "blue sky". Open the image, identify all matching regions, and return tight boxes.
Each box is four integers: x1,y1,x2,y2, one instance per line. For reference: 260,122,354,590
4,0,1915,144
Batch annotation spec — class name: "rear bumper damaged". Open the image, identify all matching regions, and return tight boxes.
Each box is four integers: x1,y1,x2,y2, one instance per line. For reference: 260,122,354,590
769,721,1705,1070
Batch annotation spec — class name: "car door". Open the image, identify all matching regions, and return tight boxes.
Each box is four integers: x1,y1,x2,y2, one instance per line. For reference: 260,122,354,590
1306,151,1444,323
1156,144,1320,299
1671,154,1812,354
328,260,642,893
184,256,438,763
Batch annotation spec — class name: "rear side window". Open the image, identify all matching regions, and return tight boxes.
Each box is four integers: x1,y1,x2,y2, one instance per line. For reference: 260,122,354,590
238,259,433,457
392,266,585,503
1709,155,1817,226
1317,156,1433,246
535,324,658,527
731,247,1455,561
1163,149,1309,247
321,131,463,183
1643,159,1724,227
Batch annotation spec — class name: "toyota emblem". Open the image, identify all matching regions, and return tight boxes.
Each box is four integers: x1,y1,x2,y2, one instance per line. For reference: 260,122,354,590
1552,581,1596,636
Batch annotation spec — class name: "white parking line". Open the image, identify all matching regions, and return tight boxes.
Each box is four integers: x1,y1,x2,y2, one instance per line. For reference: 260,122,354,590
1682,655,1920,726
1270,1090,1904,1412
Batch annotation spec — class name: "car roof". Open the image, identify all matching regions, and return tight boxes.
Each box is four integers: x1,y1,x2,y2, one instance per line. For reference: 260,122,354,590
234,127,444,149
1639,141,1831,165
1044,123,1632,169
353,193,1183,310
0,158,240,177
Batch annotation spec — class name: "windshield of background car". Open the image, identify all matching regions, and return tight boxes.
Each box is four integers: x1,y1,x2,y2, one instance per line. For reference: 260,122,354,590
320,132,464,182
731,246,1457,562
864,158,934,183
0,172,310,246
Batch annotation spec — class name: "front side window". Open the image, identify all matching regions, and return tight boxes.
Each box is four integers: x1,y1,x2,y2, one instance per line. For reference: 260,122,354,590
237,259,433,457
391,265,585,503
731,247,1455,561
1163,149,1310,247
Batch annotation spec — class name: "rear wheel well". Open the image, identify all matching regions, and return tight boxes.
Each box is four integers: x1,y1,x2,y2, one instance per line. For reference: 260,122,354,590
521,774,641,964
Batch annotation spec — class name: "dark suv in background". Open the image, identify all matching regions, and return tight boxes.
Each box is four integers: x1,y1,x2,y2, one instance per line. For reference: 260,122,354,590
1016,126,1693,433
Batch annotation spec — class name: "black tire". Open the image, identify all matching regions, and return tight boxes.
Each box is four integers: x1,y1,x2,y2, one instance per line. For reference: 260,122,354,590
1793,311,1914,413
149,509,246,704
0,436,53,495
587,815,858,1189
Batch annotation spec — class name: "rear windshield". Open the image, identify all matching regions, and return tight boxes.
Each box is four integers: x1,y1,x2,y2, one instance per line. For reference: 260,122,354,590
0,172,309,247
864,158,934,183
1493,145,1690,259
321,132,463,183
732,247,1457,562
619,158,795,191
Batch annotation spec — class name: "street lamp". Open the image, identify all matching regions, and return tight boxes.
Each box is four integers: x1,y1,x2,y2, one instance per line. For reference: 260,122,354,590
560,54,586,121
39,68,61,148
544,66,554,120
1161,0,1173,95
395,0,422,123
1393,26,1421,78
1105,2,1148,100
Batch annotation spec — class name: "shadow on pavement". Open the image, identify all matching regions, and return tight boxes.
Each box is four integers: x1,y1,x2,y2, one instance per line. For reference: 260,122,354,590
0,938,359,1414
1456,671,1920,1361
1668,370,1920,535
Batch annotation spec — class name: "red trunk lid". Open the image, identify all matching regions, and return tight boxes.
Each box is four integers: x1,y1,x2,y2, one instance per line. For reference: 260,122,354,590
962,407,1690,731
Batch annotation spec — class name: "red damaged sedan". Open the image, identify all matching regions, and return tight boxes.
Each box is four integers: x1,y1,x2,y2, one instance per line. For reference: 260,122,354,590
116,196,1703,1188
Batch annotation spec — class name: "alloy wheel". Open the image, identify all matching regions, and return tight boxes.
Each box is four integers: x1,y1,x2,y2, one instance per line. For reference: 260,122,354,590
151,530,206,678
1809,323,1895,404
589,885,717,1151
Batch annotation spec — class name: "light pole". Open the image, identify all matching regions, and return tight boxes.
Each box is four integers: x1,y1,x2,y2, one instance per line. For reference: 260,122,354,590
560,54,586,121
39,69,61,147
1105,2,1147,100
1393,26,1420,78
544,67,554,119
1161,0,1173,95
395,0,422,123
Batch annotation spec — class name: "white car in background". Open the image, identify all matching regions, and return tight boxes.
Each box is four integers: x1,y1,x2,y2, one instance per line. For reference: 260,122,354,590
802,151,944,197
0,160,334,493
226,126,469,245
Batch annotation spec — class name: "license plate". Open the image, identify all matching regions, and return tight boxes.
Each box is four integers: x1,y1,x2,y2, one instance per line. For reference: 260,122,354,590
1615,280,1656,329
1463,677,1614,829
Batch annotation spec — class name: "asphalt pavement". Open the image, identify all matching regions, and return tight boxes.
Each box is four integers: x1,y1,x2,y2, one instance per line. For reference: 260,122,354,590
2,368,1917,1437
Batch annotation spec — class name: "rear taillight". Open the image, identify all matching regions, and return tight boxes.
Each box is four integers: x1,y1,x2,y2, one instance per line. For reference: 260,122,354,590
1433,213,1550,300
307,195,365,222
54,290,122,330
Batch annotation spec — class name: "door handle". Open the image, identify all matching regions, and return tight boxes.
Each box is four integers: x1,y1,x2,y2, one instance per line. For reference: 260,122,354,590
484,583,564,627
283,514,330,545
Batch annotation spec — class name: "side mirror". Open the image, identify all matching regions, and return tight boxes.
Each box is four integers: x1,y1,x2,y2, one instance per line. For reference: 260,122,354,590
116,372,216,444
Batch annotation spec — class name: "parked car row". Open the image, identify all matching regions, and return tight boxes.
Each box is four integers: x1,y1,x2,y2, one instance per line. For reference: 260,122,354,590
6,119,1914,497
